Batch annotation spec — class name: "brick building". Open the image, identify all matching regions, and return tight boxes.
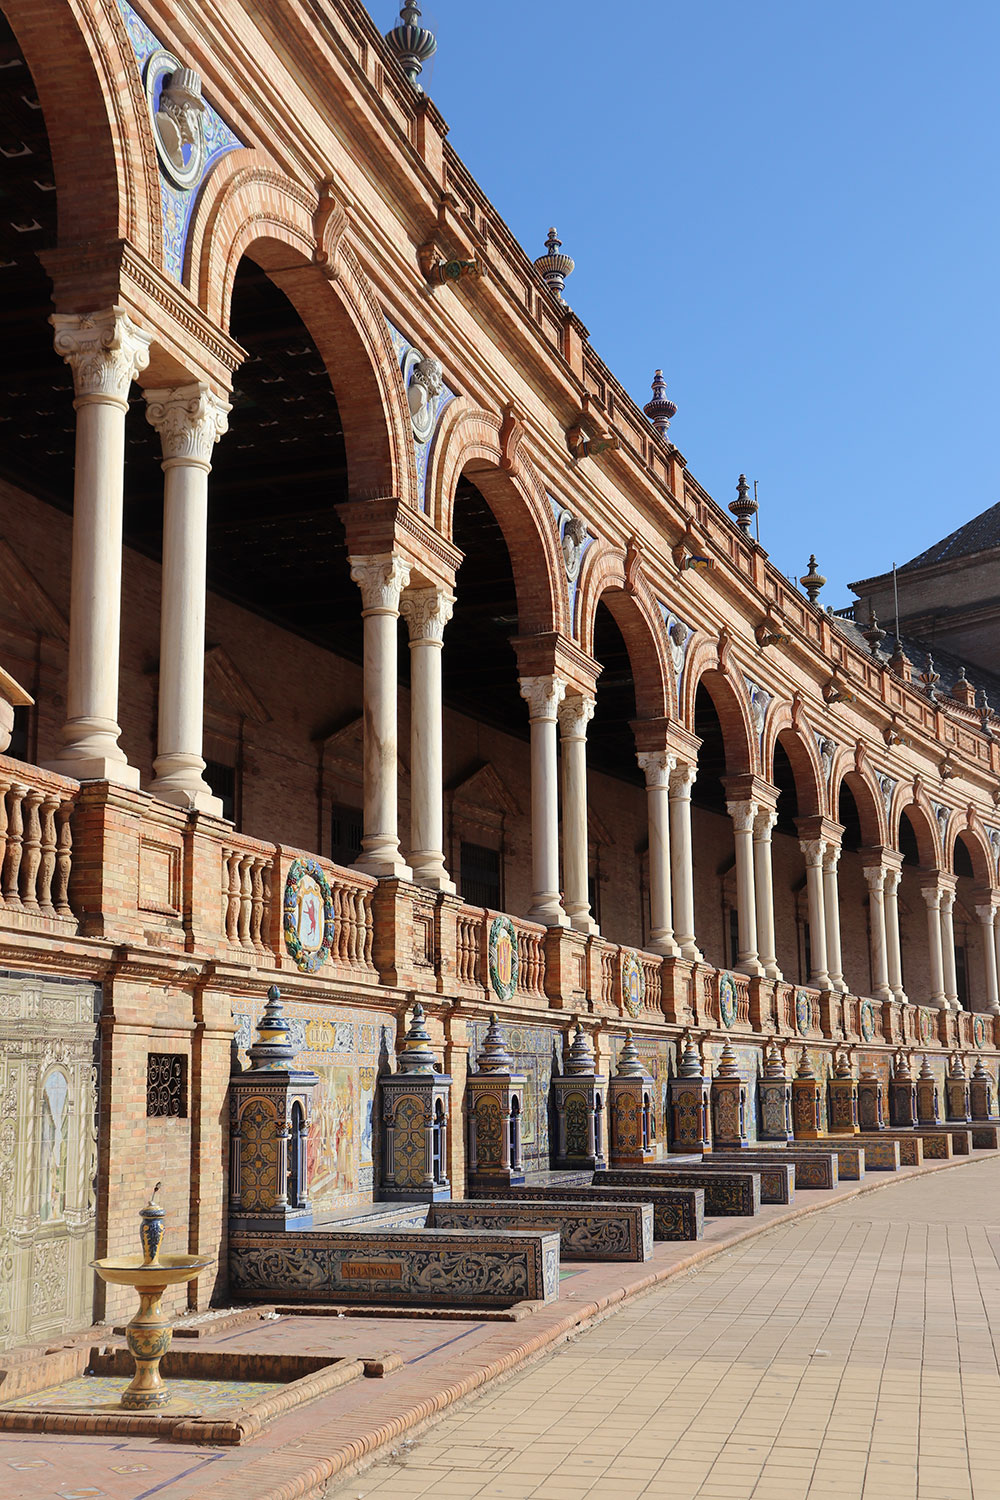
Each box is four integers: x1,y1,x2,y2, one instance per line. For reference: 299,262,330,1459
1,0,999,1349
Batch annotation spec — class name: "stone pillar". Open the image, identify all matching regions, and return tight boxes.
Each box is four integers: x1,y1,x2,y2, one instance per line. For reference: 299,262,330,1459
558,693,598,934
47,307,152,785
883,865,906,1003
921,884,948,1008
518,675,568,927
822,843,846,994
862,864,893,1001
940,884,960,1010
637,751,679,956
974,904,1000,1015
669,762,702,962
727,800,763,976
753,808,781,981
349,554,412,880
144,383,230,814
400,586,455,893
800,839,831,990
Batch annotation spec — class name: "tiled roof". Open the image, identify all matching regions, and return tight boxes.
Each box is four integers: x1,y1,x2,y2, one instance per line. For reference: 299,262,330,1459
829,609,1000,704
900,499,1000,572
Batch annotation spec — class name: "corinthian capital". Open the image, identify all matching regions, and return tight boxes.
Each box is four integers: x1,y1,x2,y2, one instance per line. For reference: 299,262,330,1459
557,693,596,739
145,383,231,464
801,838,827,868
399,586,455,643
669,762,697,798
349,553,412,614
50,306,151,403
727,799,759,833
862,864,886,893
636,750,675,788
518,674,567,722
753,808,778,841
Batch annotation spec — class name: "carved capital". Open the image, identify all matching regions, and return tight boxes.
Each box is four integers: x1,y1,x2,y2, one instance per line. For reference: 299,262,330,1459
727,799,759,834
51,306,151,404
940,887,956,916
636,750,676,789
921,885,942,912
823,842,843,874
669,762,698,798
753,808,778,841
882,865,901,896
400,586,455,643
975,904,998,927
862,864,887,893
518,674,567,722
801,839,827,868
349,553,411,615
145,383,231,465
557,693,596,739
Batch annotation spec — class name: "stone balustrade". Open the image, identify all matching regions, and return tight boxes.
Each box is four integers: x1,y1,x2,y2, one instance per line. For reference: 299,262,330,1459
0,756,77,928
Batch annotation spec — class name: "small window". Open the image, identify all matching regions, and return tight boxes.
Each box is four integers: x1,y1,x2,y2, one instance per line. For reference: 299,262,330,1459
460,841,502,910
146,1053,188,1118
331,802,364,868
6,704,30,762
204,759,236,823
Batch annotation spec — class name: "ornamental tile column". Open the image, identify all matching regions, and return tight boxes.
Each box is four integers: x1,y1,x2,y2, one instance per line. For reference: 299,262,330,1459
940,880,960,1009
823,842,847,994
145,383,230,813
883,863,906,1002
800,839,831,990
349,553,412,880
47,307,151,785
400,586,455,893
558,692,598,934
636,751,679,956
753,808,781,981
863,864,893,1002
727,800,764,976
669,762,702,962
920,882,947,1007
518,675,568,927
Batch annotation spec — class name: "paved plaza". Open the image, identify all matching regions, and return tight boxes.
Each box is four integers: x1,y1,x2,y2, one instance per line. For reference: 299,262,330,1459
327,1159,1000,1500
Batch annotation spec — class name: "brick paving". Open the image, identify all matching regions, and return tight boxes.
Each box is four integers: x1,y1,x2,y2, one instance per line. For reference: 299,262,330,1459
326,1157,1000,1500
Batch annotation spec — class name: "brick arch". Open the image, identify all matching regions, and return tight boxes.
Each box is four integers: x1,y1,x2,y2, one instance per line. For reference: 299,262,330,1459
427,400,566,635
831,756,887,847
575,541,672,720
681,638,757,775
895,796,942,868
766,713,826,819
188,153,414,501
3,0,161,268
950,817,994,886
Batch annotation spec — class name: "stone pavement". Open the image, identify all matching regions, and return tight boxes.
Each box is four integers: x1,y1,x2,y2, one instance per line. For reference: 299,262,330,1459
326,1158,1000,1500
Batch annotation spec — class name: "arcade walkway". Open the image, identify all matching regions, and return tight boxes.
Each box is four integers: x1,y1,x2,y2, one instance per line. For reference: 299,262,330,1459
329,1160,1000,1500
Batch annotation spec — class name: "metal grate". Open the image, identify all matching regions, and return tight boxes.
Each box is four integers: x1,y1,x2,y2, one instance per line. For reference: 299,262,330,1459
146,1054,188,1118
460,841,502,910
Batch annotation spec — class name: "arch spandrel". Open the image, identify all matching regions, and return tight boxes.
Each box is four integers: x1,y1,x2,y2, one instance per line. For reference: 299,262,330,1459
427,400,567,637
681,637,758,776
575,541,673,721
187,153,414,503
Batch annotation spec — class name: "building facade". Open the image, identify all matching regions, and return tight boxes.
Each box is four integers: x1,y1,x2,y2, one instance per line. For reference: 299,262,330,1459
1,0,1000,1348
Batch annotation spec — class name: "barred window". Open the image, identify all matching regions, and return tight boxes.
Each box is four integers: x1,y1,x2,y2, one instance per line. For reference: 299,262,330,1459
460,841,502,910
146,1053,188,1118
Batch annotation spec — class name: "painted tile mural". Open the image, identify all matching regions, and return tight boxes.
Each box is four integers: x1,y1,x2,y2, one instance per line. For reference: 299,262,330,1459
610,1032,676,1145
468,1021,563,1172
233,999,393,1212
704,1041,762,1144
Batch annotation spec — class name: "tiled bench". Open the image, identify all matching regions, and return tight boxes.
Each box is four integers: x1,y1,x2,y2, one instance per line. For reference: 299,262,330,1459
229,1225,560,1307
847,1133,914,1166
968,1124,1000,1149
602,1167,761,1217
431,1199,653,1262
711,1150,838,1191
684,1156,795,1204
469,1183,705,1241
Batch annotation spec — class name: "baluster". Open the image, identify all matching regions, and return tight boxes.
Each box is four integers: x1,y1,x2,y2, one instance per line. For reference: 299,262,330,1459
260,863,272,952
353,888,366,965
250,857,265,950
363,889,374,967
19,788,43,911
237,856,253,946
2,783,26,907
54,802,73,916
331,884,344,962
221,849,231,929
224,853,240,942
36,794,58,915
0,777,9,909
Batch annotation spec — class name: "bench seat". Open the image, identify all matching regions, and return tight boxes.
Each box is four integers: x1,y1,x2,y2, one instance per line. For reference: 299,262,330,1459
431,1199,653,1262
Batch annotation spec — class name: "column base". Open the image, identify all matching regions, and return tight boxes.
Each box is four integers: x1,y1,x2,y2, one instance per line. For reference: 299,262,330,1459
737,957,766,978
527,896,569,928
151,752,224,817
679,939,703,963
47,717,138,787
151,779,225,818
648,932,682,958
43,753,140,789
567,907,599,936
356,837,413,882
763,961,784,982
409,856,456,895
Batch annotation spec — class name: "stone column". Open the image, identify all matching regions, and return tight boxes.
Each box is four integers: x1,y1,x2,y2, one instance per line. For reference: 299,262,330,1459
637,751,679,956
975,904,1000,1014
822,843,846,993
862,864,893,1001
883,866,906,1002
940,884,960,1009
349,554,412,880
400,586,455,892
800,839,831,990
558,693,598,934
144,383,230,813
47,307,152,784
727,800,763,976
753,808,781,980
669,762,702,962
518,675,569,927
993,914,1000,1018
921,884,948,1008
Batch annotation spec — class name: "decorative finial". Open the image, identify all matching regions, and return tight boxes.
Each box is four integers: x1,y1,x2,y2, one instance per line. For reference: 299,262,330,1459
888,637,909,673
763,1041,786,1079
397,1002,437,1075
920,652,940,699
949,1052,966,1079
795,1045,814,1079
476,1013,515,1073
385,2,437,89
716,1041,740,1079
534,228,575,302
729,474,757,534
799,554,826,604
834,1050,853,1079
677,1030,703,1078
564,1022,596,1075
139,1183,165,1266
862,608,885,656
893,1050,912,1081
248,985,296,1071
615,1029,646,1077
972,1056,991,1080
643,369,677,438
919,1054,934,1080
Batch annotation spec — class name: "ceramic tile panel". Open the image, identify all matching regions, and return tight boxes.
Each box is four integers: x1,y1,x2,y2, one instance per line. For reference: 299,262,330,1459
431,1199,653,1262
468,1020,563,1172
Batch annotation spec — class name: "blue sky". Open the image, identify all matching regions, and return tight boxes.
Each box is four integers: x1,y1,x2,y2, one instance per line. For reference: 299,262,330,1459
400,1,999,607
